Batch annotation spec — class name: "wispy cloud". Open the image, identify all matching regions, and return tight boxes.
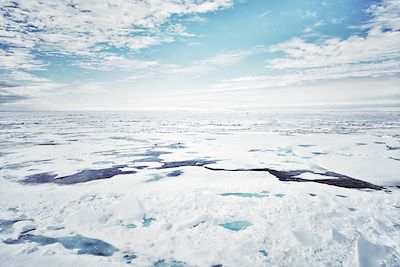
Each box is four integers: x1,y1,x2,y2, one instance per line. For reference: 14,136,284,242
166,46,268,76
215,0,400,91
1,1,233,56
1,0,399,110
0,0,236,106
0,47,45,70
79,55,159,71
0,89,28,104
0,0,234,83
1,0,233,54
121,46,268,79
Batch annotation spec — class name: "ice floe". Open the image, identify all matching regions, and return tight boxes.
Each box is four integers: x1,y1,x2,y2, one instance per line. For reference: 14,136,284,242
0,111,399,266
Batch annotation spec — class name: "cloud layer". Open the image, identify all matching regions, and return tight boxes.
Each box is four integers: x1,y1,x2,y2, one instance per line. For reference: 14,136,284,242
1,0,233,55
0,0,234,105
1,0,399,110
0,1,232,75
215,0,400,91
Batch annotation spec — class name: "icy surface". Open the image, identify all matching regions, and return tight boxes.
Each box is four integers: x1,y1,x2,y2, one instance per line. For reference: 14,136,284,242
0,111,400,266
219,221,252,231
4,234,118,256
220,191,269,198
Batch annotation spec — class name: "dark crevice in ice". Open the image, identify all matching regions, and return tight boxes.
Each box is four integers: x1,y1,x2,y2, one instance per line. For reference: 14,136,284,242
356,143,368,146
167,170,183,177
3,234,119,256
248,149,274,152
298,144,315,148
22,165,136,184
259,250,269,257
192,221,205,228
203,166,384,190
153,259,188,267
38,142,61,146
123,251,137,263
311,152,328,155
134,165,148,169
20,225,36,234
159,160,217,169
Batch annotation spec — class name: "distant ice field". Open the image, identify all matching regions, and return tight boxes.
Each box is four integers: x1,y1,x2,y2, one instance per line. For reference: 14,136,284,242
0,111,399,266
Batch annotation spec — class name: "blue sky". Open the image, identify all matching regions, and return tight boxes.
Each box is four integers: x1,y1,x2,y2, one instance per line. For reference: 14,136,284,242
0,0,399,110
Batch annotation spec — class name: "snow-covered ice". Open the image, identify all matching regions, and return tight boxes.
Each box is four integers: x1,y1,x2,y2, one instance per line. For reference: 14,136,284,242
0,111,399,266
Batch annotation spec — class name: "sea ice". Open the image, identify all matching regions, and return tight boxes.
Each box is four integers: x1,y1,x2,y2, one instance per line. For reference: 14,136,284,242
219,221,252,231
4,234,118,256
0,111,399,266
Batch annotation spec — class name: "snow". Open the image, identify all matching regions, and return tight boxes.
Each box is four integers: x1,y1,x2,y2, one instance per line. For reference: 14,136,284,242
0,110,399,266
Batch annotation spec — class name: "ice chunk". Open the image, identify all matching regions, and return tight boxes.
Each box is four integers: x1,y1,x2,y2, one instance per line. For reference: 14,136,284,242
356,235,399,267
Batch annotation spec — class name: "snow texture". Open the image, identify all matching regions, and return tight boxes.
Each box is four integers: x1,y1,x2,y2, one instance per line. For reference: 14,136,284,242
0,111,399,266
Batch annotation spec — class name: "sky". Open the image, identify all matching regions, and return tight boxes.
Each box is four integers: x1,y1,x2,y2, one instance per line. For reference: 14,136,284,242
0,0,399,111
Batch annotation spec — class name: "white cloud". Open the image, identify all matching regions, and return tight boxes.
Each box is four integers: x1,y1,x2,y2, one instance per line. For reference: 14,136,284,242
79,55,159,71
119,46,268,79
185,15,207,23
166,46,268,76
0,0,234,106
0,0,233,55
0,47,45,70
365,0,400,30
214,0,400,92
8,71,50,83
214,59,400,91
267,31,400,70
0,0,234,79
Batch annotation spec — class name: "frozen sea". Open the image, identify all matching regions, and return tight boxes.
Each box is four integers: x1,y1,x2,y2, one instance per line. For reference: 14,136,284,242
0,110,399,266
